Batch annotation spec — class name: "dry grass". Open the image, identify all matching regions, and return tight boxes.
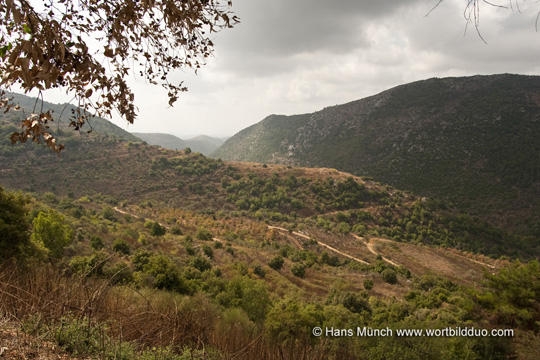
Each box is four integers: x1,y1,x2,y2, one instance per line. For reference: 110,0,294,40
0,261,344,360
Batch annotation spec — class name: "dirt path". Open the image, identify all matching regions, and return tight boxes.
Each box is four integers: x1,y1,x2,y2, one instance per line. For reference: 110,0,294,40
351,234,496,270
113,206,173,230
351,234,400,266
269,226,369,265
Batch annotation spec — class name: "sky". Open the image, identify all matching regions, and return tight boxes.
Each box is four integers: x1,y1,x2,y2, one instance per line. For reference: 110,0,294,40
24,0,540,139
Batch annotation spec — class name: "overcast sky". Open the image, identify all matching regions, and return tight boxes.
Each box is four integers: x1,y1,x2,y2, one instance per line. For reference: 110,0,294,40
34,0,540,138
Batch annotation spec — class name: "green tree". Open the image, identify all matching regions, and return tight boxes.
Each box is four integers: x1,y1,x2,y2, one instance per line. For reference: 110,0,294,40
265,298,323,348
113,238,131,255
196,227,213,241
142,255,188,293
149,222,166,237
481,260,540,328
381,269,398,284
101,206,116,221
363,278,374,290
189,256,212,272
216,275,270,322
268,255,284,270
31,210,73,259
0,186,30,259
291,263,306,278
90,235,104,250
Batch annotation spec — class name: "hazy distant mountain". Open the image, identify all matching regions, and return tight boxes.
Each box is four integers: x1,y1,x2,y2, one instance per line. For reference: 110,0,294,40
1,91,141,142
185,135,226,155
132,133,188,151
212,74,540,235
133,132,225,155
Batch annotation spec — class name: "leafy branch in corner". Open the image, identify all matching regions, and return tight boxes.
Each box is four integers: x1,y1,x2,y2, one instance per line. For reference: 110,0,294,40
0,0,239,153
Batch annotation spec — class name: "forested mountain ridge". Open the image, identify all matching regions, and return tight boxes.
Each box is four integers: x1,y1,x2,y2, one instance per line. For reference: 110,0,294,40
0,91,141,144
212,74,540,236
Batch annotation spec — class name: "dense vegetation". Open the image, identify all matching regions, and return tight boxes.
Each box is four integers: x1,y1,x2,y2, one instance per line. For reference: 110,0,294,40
0,184,538,359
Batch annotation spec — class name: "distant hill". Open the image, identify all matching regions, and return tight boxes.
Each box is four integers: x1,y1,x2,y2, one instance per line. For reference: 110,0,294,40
212,74,540,236
133,132,225,155
131,132,188,151
185,135,227,155
1,91,141,143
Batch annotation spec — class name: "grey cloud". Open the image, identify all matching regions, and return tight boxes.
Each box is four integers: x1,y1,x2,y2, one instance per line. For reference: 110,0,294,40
213,0,426,78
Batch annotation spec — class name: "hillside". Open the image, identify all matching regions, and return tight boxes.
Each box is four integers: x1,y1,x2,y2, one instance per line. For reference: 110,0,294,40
212,74,540,236
185,135,226,155
1,116,539,358
1,91,141,143
132,132,188,150
132,132,225,155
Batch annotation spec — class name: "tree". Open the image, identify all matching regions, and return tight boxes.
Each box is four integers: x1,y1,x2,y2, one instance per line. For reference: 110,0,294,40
149,221,166,236
0,185,30,259
268,255,284,270
0,0,238,152
430,1,538,43
32,209,73,259
381,269,398,285
291,262,306,278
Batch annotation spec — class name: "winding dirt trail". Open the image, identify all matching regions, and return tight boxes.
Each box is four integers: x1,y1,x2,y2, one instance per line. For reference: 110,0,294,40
351,234,400,266
268,226,370,265
112,207,495,271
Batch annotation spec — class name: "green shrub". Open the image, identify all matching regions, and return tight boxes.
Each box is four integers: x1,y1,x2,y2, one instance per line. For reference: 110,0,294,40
32,209,73,259
291,263,306,278
150,222,166,236
268,255,284,270
113,238,131,255
189,256,212,272
90,236,104,250
202,244,213,258
0,186,31,259
170,225,183,235
363,278,374,290
196,228,213,241
381,269,398,284
253,264,266,278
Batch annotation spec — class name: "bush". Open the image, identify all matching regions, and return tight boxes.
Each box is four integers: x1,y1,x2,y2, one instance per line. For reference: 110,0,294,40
189,256,212,272
170,226,183,235
149,222,166,236
196,228,213,241
102,206,116,221
113,238,131,255
363,278,374,290
143,255,188,293
213,241,223,249
0,186,30,259
268,255,284,270
291,263,306,278
202,244,213,258
32,209,73,259
103,262,133,285
253,264,266,278
381,269,398,284
90,236,104,250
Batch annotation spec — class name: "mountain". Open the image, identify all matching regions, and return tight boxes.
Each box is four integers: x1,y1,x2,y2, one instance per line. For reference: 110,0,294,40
131,132,188,150
132,132,225,155
212,74,540,236
185,135,226,155
1,91,141,143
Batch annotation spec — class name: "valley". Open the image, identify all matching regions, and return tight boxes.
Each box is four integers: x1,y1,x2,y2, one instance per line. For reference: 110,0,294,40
1,80,539,359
